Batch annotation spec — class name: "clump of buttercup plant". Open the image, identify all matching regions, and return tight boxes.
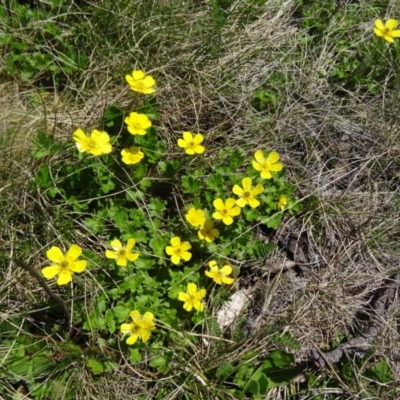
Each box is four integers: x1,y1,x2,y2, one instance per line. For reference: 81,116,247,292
26,67,300,395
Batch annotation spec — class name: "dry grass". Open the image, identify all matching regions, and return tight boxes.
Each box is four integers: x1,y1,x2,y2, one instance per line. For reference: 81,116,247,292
1,0,400,398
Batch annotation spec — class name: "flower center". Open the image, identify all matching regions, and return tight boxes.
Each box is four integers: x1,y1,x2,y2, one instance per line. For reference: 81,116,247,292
188,141,195,148
221,208,228,216
61,261,69,269
243,191,251,199
88,139,97,150
118,249,126,257
175,248,182,255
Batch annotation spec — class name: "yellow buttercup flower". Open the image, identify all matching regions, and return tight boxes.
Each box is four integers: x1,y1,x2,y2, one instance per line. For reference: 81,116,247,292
177,132,205,155
120,310,155,345
124,112,152,135
185,208,206,228
41,244,87,285
178,283,206,312
165,236,192,265
125,70,156,94
205,261,234,285
232,177,264,208
278,195,287,211
121,146,144,165
198,219,219,242
212,198,241,225
252,150,283,179
105,239,139,267
72,128,112,156
374,19,400,43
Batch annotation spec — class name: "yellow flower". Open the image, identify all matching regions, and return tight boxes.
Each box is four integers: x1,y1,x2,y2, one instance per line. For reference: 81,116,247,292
177,132,205,155
72,128,112,156
120,310,155,345
198,219,219,242
165,236,192,265
205,261,234,285
185,208,206,228
125,70,156,94
252,150,283,179
121,146,144,165
374,19,400,43
212,198,241,226
41,244,87,285
105,239,139,267
178,283,206,312
232,177,264,208
278,195,287,211
124,112,152,135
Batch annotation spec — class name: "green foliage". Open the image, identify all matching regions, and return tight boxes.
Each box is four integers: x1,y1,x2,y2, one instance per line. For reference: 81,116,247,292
0,0,88,85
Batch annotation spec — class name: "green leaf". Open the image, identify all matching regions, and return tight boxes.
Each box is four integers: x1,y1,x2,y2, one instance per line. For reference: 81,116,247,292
181,176,202,194
32,130,60,158
129,348,142,363
113,305,131,323
87,358,104,375
105,309,116,334
264,214,282,229
149,236,169,264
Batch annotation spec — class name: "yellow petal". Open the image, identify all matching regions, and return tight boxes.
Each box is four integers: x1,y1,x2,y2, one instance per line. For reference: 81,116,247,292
126,333,139,345
57,270,72,285
143,76,155,87
181,251,192,261
182,131,193,142
384,35,395,43
248,197,260,208
221,265,232,275
225,198,237,209
67,244,82,260
232,184,244,196
261,170,272,179
391,30,400,37
41,265,61,279
254,150,265,163
374,28,384,37
194,145,205,154
236,198,247,208
178,292,188,301
143,312,155,322
130,310,141,321
374,19,384,31
222,216,233,225
267,151,280,164
70,260,86,273
181,241,191,251
194,301,204,312
72,128,87,142
141,329,151,343
120,323,134,334
126,252,139,262
105,249,117,259
241,177,252,191
252,183,265,196
386,19,398,30
187,282,197,295
269,162,283,172
193,134,204,144
213,198,224,210
46,246,64,263
183,302,193,311
170,255,180,265
126,239,136,252
177,139,187,148
209,260,218,269
117,258,128,267
165,246,174,256
170,237,180,247
132,70,145,80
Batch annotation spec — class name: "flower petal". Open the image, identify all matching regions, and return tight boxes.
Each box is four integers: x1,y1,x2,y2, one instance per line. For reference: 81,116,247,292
183,132,193,142
373,28,384,37
187,283,197,295
374,19,384,30
194,301,204,312
46,247,64,263
181,241,191,251
126,239,136,252
230,206,241,217
269,162,283,172
209,261,218,269
386,19,398,30
41,265,61,279
67,244,82,261
126,252,139,262
225,198,237,209
241,177,252,191
177,139,187,148
132,70,145,80
126,333,139,345
222,216,233,225
193,134,204,144
252,183,265,196
213,198,224,210
221,265,232,275
121,323,134,334
171,255,180,265
232,184,244,196
117,258,128,267
165,246,174,256
248,198,260,208
178,292,188,301
391,29,400,37
57,270,72,285
140,329,151,343
170,236,181,247
181,251,192,261
105,250,117,259
236,198,248,208
130,310,141,321
254,150,265,163
267,151,280,164
70,260,86,273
